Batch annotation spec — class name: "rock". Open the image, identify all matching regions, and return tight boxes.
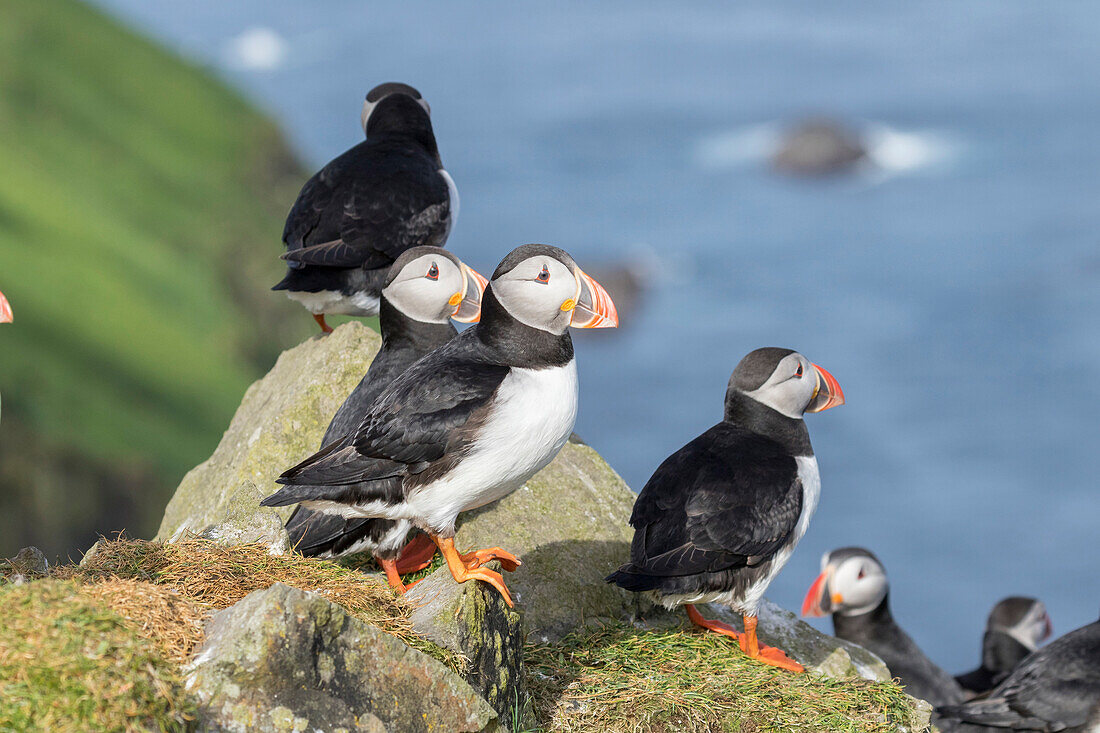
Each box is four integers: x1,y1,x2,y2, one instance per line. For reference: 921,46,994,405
1,546,49,584
772,118,866,175
406,566,530,728
155,323,380,551
187,583,499,733
454,437,638,642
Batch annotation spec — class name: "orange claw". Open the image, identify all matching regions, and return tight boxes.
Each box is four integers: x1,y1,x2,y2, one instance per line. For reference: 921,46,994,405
432,535,515,607
395,533,438,574
459,546,522,572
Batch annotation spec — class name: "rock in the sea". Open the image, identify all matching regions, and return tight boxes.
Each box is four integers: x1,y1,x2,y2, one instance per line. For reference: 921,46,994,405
772,118,866,175
406,565,529,727
156,323,380,552
454,436,638,643
187,583,499,733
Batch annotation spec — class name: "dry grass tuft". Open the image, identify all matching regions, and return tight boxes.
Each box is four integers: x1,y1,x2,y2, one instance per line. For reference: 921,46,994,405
81,580,207,665
59,537,462,671
526,622,921,733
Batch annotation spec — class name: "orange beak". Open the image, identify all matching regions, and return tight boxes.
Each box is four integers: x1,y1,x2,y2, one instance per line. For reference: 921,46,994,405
0,290,11,324
805,363,844,413
801,568,833,617
451,264,488,323
570,268,619,329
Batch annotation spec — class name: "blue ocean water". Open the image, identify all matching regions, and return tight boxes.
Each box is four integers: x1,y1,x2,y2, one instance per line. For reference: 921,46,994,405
95,0,1100,672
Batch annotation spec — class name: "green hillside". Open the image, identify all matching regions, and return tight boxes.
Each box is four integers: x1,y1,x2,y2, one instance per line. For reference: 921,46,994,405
0,0,313,556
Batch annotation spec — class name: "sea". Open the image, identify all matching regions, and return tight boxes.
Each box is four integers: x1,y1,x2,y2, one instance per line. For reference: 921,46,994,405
94,0,1100,672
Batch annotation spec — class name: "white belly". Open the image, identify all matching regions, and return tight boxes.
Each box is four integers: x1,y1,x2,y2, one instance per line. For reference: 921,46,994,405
405,360,578,532
287,289,379,317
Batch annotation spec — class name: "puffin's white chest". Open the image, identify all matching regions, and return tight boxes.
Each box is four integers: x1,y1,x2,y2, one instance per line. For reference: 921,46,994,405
407,360,578,531
286,289,380,317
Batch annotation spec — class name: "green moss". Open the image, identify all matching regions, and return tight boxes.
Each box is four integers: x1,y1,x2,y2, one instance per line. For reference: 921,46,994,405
525,621,921,733
0,579,194,731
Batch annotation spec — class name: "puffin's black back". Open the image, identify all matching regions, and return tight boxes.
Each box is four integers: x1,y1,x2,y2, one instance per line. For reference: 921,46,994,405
938,619,1100,732
832,596,966,707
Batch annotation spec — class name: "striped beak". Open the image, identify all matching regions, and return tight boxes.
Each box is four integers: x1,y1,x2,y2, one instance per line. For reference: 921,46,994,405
451,264,488,323
570,268,619,329
0,290,11,323
801,567,835,617
805,363,844,413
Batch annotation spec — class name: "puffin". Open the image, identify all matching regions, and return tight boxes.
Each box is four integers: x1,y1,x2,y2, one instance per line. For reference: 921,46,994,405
801,547,966,706
284,246,487,591
273,82,459,333
606,347,845,672
937,615,1100,732
956,597,1052,696
262,244,618,605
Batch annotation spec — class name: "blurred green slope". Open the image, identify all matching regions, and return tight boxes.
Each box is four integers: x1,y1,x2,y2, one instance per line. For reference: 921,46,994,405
0,0,312,555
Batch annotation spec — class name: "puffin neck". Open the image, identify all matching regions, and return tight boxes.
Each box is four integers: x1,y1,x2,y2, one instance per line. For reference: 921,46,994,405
723,389,813,456
832,594,895,636
378,296,457,352
474,285,574,368
981,630,1032,672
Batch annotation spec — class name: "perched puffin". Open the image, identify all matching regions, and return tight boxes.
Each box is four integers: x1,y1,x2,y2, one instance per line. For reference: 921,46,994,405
263,244,618,605
607,348,844,672
273,82,459,333
956,597,1052,696
801,547,966,705
284,246,487,591
937,615,1100,732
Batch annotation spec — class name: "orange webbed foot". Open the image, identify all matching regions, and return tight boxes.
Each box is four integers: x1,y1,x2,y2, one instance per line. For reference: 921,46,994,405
395,533,438,574
432,535,517,606
685,605,748,645
753,645,805,673
459,547,522,572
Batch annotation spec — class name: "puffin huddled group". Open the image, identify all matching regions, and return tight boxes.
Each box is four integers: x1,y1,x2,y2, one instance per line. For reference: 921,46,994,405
261,83,1098,729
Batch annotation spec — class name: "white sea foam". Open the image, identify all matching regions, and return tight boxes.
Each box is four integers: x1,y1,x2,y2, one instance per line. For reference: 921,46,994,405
224,27,286,71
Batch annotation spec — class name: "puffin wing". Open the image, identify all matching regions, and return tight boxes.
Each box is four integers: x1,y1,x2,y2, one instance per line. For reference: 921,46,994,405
626,424,802,577
282,145,451,269
275,339,508,489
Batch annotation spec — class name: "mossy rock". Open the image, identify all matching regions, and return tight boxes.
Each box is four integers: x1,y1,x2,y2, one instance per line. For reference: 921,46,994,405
155,323,380,551
187,583,499,732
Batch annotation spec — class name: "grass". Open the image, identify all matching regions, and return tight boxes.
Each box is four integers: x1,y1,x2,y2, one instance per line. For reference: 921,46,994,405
525,623,921,733
0,579,195,732
0,0,313,556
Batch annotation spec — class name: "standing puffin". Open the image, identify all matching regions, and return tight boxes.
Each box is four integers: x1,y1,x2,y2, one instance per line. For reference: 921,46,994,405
273,82,459,333
802,547,966,705
937,615,1100,732
284,246,487,591
956,597,1052,696
607,348,844,672
262,244,618,605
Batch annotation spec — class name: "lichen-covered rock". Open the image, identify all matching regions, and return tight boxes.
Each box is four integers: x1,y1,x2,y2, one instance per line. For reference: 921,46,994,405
156,323,380,551
406,566,529,728
187,583,499,733
454,437,637,643
0,546,49,584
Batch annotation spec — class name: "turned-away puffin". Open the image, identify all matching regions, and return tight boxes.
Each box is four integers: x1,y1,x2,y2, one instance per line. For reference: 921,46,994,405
802,547,966,705
263,244,618,605
607,348,844,672
956,597,1052,696
284,246,487,591
273,82,459,333
937,615,1100,732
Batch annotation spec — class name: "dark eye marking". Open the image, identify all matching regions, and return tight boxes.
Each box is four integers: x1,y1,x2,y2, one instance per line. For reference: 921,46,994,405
534,265,550,284
427,263,439,280
795,363,803,378
857,567,866,580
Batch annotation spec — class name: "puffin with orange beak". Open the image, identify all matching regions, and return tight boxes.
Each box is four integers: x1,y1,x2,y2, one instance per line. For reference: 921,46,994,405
283,247,486,591
802,547,966,706
607,348,843,672
264,244,618,605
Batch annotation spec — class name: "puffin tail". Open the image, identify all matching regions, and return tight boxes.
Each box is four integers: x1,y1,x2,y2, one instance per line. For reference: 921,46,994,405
605,565,662,592
260,484,343,508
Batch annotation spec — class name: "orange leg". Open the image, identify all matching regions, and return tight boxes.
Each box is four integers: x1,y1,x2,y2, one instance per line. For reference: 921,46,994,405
379,556,408,594
395,533,438,574
742,614,804,673
432,534,514,607
314,313,334,333
459,546,521,572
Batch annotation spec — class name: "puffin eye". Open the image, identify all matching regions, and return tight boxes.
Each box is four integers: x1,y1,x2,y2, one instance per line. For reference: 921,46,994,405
426,263,439,281
795,363,803,378
857,567,866,580
535,265,550,284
